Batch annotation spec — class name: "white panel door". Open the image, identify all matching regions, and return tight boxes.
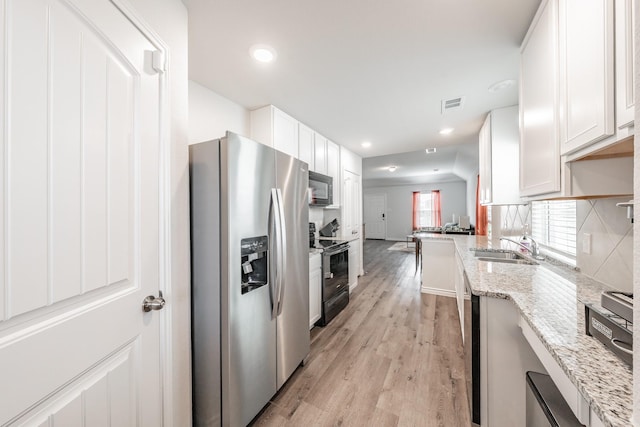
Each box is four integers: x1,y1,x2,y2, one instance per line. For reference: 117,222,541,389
363,194,386,239
0,0,165,425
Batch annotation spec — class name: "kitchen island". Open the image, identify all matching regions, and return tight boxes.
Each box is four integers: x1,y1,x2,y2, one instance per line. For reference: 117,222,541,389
419,234,631,427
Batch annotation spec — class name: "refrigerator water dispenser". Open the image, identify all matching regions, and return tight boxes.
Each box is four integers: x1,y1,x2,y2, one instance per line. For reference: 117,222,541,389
241,236,269,294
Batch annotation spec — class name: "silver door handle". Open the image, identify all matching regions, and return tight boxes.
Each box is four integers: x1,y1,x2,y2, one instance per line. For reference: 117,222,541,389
142,291,165,312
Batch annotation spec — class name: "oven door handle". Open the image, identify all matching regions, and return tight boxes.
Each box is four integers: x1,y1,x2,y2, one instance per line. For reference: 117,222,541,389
324,245,349,256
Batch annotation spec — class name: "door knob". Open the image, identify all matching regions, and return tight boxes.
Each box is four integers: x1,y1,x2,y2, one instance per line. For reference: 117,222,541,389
142,291,165,312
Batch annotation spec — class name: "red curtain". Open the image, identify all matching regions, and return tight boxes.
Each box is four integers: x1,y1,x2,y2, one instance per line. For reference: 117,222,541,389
412,191,420,230
431,190,442,227
476,175,487,236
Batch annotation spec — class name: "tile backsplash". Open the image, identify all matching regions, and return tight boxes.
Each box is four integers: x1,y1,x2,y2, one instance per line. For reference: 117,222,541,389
490,199,632,292
489,204,532,238
576,197,633,292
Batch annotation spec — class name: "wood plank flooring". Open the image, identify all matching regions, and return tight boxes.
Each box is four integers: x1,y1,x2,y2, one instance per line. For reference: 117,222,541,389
251,240,471,427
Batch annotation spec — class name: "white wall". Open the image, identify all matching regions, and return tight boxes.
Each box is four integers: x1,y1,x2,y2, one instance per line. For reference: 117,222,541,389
127,0,190,424
189,80,250,144
364,181,467,240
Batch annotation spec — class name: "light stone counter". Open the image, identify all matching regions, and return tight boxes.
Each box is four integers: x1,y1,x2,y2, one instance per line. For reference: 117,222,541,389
418,234,632,427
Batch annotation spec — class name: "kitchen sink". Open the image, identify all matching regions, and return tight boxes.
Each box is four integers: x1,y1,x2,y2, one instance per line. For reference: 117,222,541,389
473,250,538,265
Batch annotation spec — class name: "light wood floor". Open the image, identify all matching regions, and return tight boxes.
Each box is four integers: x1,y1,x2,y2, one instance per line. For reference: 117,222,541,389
252,240,471,427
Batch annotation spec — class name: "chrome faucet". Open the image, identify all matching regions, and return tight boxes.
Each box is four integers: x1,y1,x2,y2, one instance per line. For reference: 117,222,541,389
500,237,544,260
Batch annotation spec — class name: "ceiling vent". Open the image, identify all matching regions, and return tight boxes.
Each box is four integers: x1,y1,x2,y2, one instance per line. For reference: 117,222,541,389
441,96,465,113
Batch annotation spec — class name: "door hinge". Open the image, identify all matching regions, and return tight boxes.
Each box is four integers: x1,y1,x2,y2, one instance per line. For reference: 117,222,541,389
151,50,166,73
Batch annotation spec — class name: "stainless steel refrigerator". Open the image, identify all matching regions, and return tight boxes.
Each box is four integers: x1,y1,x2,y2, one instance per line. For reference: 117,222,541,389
190,132,310,426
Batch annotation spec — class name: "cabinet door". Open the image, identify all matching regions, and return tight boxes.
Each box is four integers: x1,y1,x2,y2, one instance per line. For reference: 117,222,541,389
326,140,340,205
342,170,361,238
420,240,454,295
478,114,492,205
559,0,614,154
298,123,315,169
454,252,465,340
309,255,322,329
314,133,328,174
615,0,635,129
273,108,299,158
348,241,360,289
520,0,561,197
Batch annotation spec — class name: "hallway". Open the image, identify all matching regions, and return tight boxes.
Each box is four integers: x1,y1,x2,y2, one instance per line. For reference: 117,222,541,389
252,240,471,426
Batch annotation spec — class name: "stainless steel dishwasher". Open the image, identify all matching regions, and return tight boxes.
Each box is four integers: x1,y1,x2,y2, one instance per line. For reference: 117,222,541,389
525,372,584,426
464,275,480,426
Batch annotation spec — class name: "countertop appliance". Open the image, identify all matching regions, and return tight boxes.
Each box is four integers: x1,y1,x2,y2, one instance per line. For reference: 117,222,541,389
585,291,633,366
309,222,316,248
316,240,349,326
319,218,340,237
309,170,333,206
190,132,310,426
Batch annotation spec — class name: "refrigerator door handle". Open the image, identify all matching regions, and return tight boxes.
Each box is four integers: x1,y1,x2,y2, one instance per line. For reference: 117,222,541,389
275,188,287,316
270,188,286,319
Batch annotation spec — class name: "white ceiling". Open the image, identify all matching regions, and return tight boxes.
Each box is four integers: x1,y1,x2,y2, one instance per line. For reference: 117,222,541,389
184,0,540,180
363,142,479,187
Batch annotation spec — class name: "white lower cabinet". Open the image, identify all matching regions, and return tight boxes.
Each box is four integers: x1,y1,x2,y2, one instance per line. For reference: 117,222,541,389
453,251,465,339
348,239,360,291
309,253,322,329
420,239,455,297
480,298,546,427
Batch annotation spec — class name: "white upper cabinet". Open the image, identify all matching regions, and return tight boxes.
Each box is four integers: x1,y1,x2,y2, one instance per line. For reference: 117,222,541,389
478,114,492,204
519,0,633,200
558,0,614,155
298,123,315,169
479,106,521,205
520,0,561,197
314,132,328,174
326,140,340,206
250,105,299,158
615,0,635,129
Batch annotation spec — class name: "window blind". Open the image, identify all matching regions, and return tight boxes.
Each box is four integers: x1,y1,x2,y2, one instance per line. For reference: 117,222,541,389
531,200,576,258
418,193,434,227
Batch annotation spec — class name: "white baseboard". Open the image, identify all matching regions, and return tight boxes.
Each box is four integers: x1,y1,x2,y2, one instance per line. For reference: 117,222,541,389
420,286,456,298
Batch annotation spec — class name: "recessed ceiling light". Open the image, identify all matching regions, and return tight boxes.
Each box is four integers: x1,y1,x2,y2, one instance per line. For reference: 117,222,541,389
425,147,437,154
388,166,397,172
361,141,372,148
250,44,277,63
488,79,515,93
439,128,453,135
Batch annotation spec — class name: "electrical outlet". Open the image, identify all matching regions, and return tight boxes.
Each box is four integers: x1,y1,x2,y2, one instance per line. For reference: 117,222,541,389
582,233,592,254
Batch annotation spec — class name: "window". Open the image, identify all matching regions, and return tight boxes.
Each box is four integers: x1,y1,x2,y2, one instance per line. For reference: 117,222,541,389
531,200,576,263
417,193,434,228
412,191,442,229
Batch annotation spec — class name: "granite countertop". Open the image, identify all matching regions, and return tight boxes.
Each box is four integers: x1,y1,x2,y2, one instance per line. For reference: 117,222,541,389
418,234,632,427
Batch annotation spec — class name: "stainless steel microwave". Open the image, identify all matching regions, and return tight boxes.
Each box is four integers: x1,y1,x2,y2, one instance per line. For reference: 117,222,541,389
309,171,333,206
